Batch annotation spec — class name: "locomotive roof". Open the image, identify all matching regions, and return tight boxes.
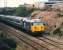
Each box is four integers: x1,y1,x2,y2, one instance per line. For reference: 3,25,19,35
23,18,42,23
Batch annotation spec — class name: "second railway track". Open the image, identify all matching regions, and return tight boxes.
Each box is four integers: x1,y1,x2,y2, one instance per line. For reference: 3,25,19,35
0,23,63,50
37,36,63,49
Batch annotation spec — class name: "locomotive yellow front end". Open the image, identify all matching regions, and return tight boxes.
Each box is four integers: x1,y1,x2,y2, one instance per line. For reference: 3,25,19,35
31,22,48,33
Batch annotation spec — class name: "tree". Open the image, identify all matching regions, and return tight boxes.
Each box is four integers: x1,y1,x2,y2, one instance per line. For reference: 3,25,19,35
14,5,30,17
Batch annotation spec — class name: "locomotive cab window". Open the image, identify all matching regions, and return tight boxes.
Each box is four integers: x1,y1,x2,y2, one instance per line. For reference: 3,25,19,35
43,22,48,26
32,22,43,25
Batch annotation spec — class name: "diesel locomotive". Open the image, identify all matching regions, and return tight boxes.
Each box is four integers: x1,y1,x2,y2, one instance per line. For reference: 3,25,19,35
0,15,48,34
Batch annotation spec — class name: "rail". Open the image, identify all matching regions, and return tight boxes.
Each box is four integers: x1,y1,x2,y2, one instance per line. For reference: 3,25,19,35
0,23,63,50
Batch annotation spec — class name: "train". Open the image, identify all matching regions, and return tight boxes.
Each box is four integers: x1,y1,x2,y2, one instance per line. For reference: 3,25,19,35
0,15,48,35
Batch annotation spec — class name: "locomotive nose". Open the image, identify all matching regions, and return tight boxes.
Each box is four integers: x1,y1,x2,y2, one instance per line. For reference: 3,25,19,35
31,25,44,32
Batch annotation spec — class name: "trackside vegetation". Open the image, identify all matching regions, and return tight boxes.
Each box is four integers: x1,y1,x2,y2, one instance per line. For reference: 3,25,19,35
14,5,30,17
0,31,17,50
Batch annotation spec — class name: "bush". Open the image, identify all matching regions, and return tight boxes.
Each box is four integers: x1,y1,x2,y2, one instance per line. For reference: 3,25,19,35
57,11,63,17
0,31,17,50
3,38,17,48
53,28,63,37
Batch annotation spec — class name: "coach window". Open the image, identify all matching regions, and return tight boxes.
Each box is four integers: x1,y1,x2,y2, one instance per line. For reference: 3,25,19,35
20,20,23,25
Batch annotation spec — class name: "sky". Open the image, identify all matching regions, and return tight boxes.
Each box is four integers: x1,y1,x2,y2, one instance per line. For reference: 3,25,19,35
0,0,48,7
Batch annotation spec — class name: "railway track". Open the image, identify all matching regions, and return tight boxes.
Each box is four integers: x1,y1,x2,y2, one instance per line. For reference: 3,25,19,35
0,23,63,50
0,23,48,50
37,36,63,49
45,36,63,45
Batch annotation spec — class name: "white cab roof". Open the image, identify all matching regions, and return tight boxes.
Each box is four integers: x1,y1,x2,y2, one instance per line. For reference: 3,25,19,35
23,18,41,23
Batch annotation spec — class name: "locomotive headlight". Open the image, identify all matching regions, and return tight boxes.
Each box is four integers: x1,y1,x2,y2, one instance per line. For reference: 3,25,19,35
41,26,43,29
41,26,44,31
44,26,48,30
34,26,37,29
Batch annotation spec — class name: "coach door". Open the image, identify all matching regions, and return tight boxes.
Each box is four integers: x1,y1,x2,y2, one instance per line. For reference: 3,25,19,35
24,22,31,31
